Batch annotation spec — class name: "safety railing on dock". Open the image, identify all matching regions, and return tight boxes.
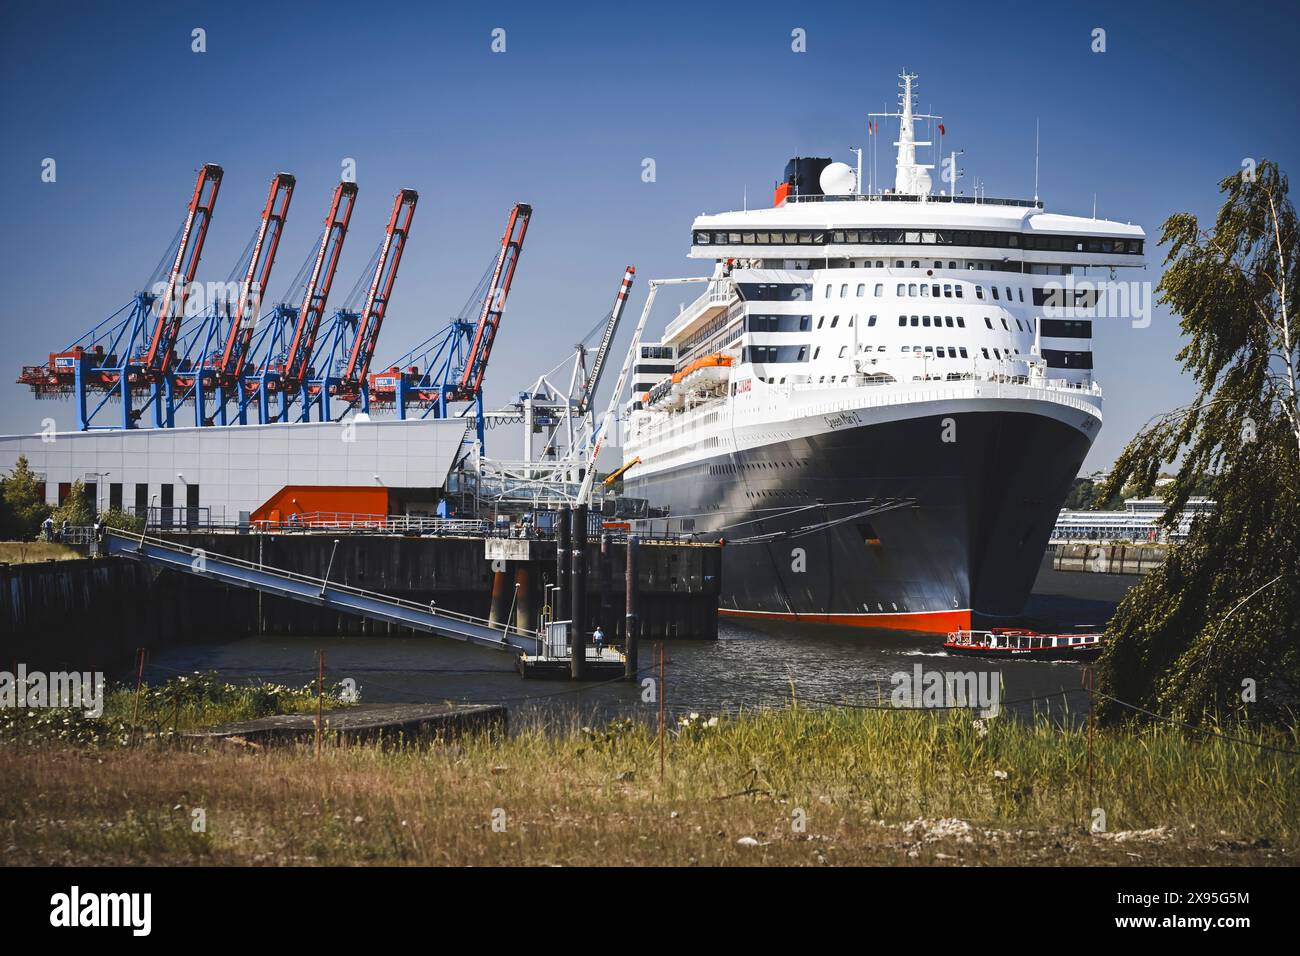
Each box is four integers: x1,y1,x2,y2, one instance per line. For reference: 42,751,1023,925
250,513,490,536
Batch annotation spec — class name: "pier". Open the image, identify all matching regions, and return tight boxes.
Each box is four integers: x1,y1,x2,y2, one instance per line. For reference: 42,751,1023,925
7,521,721,677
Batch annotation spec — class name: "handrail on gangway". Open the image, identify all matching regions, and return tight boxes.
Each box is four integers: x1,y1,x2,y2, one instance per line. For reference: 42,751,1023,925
103,530,541,655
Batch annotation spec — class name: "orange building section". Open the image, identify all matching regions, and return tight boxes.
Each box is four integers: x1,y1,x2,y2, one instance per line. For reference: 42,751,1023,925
252,485,391,525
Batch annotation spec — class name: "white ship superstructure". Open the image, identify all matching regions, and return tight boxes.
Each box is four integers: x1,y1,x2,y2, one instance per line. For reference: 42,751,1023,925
623,73,1145,633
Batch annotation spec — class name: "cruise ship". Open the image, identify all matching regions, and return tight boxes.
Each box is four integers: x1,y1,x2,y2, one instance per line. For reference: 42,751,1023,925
622,73,1145,634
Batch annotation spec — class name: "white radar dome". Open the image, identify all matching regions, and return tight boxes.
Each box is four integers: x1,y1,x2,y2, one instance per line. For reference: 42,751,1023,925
819,161,857,196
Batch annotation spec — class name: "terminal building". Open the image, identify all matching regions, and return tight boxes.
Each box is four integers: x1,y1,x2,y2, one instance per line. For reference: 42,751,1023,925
0,417,469,527
1051,497,1215,543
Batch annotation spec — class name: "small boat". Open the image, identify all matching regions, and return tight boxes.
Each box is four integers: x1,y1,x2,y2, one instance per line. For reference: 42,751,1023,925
943,628,1104,661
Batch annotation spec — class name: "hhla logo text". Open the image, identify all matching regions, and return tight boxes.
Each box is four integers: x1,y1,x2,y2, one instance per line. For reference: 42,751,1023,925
0,666,104,717
890,664,1002,717
50,886,151,936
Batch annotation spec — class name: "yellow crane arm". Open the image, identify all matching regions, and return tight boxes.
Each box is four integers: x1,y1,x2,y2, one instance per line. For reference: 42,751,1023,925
603,456,642,487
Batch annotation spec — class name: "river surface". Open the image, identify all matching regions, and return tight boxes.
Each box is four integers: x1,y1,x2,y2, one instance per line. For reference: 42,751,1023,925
145,588,1114,729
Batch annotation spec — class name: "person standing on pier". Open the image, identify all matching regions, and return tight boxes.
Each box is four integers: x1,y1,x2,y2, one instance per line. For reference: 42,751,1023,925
593,624,605,655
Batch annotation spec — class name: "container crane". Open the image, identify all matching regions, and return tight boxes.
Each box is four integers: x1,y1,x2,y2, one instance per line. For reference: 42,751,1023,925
299,188,417,422
334,188,418,407
216,173,295,385
364,202,531,448
168,173,295,427
454,202,531,403
15,163,224,430
282,181,359,395
140,163,224,382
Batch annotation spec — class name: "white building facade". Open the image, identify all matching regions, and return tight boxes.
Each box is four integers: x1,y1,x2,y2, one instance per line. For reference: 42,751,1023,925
0,416,468,524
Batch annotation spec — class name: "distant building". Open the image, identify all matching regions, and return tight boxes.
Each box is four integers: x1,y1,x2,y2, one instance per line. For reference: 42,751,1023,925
1051,497,1215,543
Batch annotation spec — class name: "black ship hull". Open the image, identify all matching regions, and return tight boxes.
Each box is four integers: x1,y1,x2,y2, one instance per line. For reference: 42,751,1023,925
626,409,1093,634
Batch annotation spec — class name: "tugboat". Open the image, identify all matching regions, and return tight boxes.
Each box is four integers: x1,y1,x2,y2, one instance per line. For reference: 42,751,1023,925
943,628,1104,661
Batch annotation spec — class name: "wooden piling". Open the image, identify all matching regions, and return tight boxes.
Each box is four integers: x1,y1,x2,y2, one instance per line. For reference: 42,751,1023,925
624,535,639,680
570,504,588,680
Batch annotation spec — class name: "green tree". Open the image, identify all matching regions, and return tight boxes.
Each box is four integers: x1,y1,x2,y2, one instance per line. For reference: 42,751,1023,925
98,507,144,534
1095,161,1300,725
51,479,94,528
1,454,52,540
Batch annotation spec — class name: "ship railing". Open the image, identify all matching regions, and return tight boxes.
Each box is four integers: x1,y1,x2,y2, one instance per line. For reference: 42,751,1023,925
784,192,1043,209
664,278,736,341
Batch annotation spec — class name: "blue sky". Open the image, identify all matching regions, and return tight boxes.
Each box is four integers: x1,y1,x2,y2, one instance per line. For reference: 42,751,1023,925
2,0,1297,469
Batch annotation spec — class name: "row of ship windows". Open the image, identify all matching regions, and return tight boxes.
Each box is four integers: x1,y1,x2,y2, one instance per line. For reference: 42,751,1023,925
740,342,1090,379
695,228,1144,254
744,342,1028,364
822,281,1030,303
750,313,1091,338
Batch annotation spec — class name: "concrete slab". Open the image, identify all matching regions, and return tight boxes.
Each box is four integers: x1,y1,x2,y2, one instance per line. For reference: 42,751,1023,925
184,702,507,746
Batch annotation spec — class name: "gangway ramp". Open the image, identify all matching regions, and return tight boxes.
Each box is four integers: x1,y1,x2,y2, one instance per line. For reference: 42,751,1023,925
104,531,541,655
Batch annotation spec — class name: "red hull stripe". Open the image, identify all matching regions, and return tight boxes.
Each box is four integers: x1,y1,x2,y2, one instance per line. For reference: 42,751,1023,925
720,607,972,634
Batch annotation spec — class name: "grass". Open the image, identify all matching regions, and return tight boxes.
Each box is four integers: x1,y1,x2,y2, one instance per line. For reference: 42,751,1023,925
0,672,347,747
1,694,1297,866
0,541,82,564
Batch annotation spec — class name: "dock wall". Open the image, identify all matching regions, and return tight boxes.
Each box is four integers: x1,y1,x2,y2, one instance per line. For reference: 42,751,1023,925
2,534,721,671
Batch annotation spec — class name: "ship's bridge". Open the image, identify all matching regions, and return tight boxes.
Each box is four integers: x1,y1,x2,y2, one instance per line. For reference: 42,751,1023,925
689,198,1145,268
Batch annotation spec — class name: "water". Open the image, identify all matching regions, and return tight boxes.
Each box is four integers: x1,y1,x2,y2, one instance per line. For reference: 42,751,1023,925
144,596,1103,730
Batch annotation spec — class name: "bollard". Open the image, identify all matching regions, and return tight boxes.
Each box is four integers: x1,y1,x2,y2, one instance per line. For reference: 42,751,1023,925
570,504,588,679
624,535,640,680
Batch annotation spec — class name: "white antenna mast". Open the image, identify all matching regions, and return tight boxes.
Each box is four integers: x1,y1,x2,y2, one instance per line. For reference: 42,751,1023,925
1033,118,1040,204
868,70,940,197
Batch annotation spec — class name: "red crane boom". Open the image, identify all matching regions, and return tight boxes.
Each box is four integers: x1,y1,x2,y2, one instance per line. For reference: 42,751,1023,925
454,202,531,401
283,181,358,385
340,188,418,388
218,172,295,380
142,163,223,377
